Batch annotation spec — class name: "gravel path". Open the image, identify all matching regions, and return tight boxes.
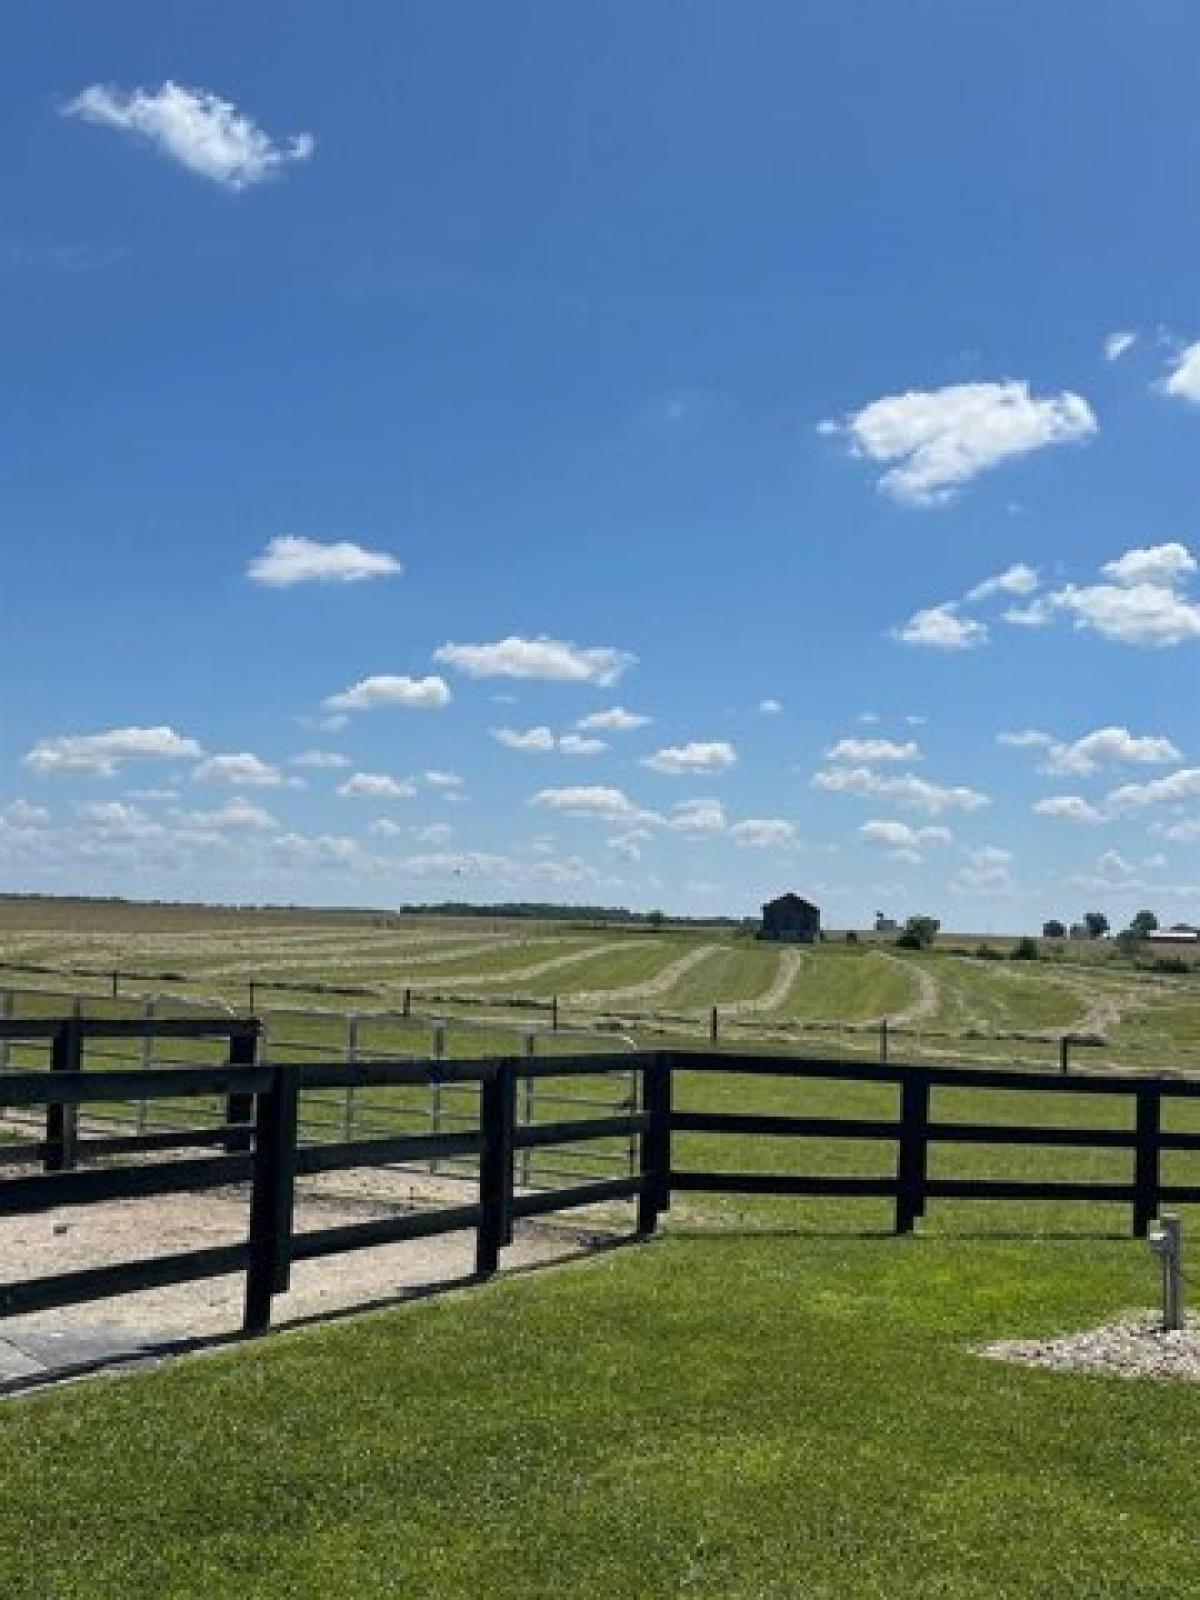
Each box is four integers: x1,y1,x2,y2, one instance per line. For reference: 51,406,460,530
979,1313,1200,1382
567,945,723,1008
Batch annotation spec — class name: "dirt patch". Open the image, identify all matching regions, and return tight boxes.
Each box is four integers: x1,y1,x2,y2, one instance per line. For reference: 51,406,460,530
979,1313,1200,1382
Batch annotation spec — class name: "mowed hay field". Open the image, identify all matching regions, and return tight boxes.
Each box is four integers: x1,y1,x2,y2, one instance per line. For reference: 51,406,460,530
0,897,1197,1071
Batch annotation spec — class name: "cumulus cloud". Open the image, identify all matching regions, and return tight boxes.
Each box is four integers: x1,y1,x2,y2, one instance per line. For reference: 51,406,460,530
337,772,417,800
324,674,452,712
247,536,401,587
23,725,203,777
729,818,796,848
530,785,656,824
1049,579,1200,647
1033,795,1107,824
642,741,737,776
491,727,608,756
965,562,1040,603
812,767,989,815
1101,543,1196,588
1160,342,1200,404
822,379,1096,505
193,753,289,788
669,798,727,834
1041,726,1182,777
893,604,988,650
575,706,651,732
1105,768,1200,813
997,729,1054,748
826,737,920,764
859,820,952,851
1104,330,1139,363
757,698,783,715
183,799,279,831
434,636,635,686
63,80,314,190
423,770,463,789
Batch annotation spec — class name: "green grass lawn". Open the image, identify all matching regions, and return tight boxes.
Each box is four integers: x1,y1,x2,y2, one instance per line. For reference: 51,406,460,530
1,1230,1198,1599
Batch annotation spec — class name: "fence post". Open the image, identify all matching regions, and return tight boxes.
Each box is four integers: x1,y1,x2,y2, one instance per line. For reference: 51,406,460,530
1060,1035,1071,1075
429,1021,446,1173
224,1027,258,1153
519,1032,536,1189
136,996,156,1135
880,1017,889,1064
638,1054,672,1234
111,969,120,1000
243,1063,298,1335
500,1059,518,1244
895,1071,929,1234
0,989,12,1074
710,1006,719,1046
476,1066,512,1277
551,994,559,1032
403,986,411,1019
45,1015,82,1173
1133,1084,1161,1239
343,1014,359,1142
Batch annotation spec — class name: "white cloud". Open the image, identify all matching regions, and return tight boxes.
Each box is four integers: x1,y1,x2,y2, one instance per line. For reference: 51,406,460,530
1160,342,1200,405
530,786,655,824
183,799,279,831
337,772,417,800
1042,726,1182,777
823,379,1096,505
893,604,988,650
1002,600,1054,627
1049,580,1200,647
434,636,635,686
757,698,783,715
193,753,289,788
669,798,727,834
368,818,405,838
1104,330,1139,363
247,536,401,587
413,822,454,845
1033,795,1106,824
962,844,1011,865
642,741,737,776
859,820,952,851
812,767,989,815
289,750,351,770
63,80,314,190
575,706,651,732
997,728,1054,748
423,770,463,789
1153,817,1200,843
23,725,203,777
607,830,650,862
1101,542,1196,588
1096,849,1135,879
1106,768,1200,813
826,737,920,764
491,725,556,753
491,727,608,756
730,818,796,849
325,674,452,712
1,800,50,828
966,562,1040,603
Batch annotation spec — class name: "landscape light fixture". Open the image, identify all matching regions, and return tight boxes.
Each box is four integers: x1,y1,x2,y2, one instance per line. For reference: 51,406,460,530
1147,1213,1184,1332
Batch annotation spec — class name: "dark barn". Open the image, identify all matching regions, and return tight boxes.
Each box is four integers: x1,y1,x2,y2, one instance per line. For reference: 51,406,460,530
758,892,821,943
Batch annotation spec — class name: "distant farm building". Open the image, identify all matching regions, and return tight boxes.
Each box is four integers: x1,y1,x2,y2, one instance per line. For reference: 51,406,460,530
758,893,821,943
1145,928,1200,947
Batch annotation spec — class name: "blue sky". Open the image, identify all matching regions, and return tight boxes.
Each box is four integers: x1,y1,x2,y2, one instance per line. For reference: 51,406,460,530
3,2,1200,929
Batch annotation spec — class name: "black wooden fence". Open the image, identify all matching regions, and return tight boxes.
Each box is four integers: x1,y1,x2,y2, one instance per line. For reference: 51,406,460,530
1,1022,1196,1341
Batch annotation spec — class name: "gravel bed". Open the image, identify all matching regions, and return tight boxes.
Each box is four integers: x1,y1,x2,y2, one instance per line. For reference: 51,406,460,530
979,1312,1200,1382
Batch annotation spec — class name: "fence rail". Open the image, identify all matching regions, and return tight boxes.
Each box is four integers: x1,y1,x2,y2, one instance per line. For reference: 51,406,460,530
1,1022,1197,1344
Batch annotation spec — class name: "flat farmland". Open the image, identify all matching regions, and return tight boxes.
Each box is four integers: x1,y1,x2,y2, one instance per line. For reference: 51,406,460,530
0,898,1196,1073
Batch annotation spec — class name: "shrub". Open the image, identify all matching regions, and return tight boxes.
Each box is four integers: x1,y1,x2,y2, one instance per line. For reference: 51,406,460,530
974,943,1004,961
895,930,923,950
1010,937,1040,962
1154,956,1193,975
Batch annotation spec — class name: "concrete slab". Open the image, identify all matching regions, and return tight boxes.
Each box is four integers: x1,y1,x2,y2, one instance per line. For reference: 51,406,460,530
0,1320,189,1388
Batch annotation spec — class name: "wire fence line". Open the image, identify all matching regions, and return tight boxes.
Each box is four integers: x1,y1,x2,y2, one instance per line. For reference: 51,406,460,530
0,981,641,1196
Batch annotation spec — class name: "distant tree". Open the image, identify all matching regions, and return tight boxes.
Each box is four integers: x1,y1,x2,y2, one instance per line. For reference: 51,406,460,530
900,915,940,949
1083,911,1110,939
1042,919,1066,939
1130,909,1159,936
1010,937,1040,962
647,908,665,930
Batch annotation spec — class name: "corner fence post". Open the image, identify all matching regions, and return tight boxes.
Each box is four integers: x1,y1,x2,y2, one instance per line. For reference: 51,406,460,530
45,1014,82,1173
1133,1084,1161,1239
476,1066,511,1276
224,1026,258,1153
895,1070,929,1234
638,1054,672,1234
244,1062,298,1335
